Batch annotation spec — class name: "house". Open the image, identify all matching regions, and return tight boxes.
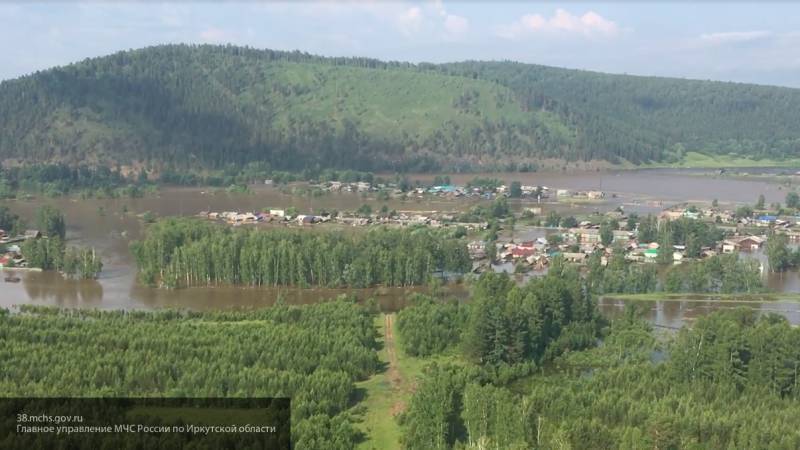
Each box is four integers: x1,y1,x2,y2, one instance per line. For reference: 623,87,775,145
683,210,700,220
468,241,487,259
612,230,633,242
517,241,536,250
269,209,285,218
264,179,274,186
757,215,777,226
721,236,764,252
556,189,572,197
721,240,738,253
298,215,317,225
511,247,535,258
626,249,645,263
0,255,10,267
562,252,587,263
572,228,601,244
526,254,549,269
234,212,257,223
24,230,41,239
739,235,765,250
587,191,605,199
468,241,486,252
644,248,659,261
660,210,684,221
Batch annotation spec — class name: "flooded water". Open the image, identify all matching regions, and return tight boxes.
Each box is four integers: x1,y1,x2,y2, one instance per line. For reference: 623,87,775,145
405,167,797,205
2,168,800,327
598,297,800,329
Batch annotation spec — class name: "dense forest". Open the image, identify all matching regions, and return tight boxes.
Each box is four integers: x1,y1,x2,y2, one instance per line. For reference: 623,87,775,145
3,256,799,448
396,272,800,449
131,218,471,288
2,44,800,172
0,301,378,448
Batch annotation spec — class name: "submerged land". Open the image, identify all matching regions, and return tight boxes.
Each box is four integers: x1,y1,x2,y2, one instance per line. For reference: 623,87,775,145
3,44,800,449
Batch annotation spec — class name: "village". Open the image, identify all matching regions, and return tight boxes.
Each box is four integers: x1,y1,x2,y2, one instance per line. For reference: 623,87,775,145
200,176,800,276
270,177,609,202
480,201,800,273
0,228,43,277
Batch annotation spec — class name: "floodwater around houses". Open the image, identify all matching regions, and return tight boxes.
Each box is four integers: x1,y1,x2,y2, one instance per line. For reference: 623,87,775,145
3,168,800,327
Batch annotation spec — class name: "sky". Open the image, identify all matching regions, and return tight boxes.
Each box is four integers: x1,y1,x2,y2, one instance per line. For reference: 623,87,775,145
1,1,799,87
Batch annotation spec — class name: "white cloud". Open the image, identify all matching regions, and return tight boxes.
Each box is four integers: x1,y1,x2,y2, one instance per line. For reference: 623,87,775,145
396,6,423,36
698,30,772,46
444,14,469,36
497,9,620,40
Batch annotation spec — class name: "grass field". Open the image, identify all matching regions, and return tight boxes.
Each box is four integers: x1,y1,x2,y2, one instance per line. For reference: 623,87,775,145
353,313,462,450
642,152,800,169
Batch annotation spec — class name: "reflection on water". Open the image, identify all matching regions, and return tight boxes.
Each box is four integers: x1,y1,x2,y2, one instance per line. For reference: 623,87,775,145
1,268,469,312
598,297,800,328
1,270,104,308
2,169,800,327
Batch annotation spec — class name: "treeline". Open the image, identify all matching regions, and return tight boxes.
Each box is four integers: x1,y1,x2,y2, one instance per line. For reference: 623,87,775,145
766,232,800,272
3,44,800,171
0,164,151,198
131,218,471,288
664,253,763,293
586,252,764,295
0,300,380,448
441,60,800,162
399,266,602,373
22,238,103,280
399,302,800,448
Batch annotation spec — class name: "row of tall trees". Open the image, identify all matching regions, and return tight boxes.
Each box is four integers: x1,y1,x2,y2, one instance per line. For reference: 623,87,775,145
766,232,800,272
0,300,379,448
131,218,472,288
584,251,763,295
664,253,763,293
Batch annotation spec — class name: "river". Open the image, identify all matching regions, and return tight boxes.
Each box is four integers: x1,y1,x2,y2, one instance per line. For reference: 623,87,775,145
2,168,799,326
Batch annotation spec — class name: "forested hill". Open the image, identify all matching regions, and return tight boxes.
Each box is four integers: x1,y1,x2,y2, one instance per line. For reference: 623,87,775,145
2,44,800,172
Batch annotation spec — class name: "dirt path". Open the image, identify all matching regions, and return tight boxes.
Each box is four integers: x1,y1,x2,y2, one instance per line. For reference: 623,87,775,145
384,313,406,416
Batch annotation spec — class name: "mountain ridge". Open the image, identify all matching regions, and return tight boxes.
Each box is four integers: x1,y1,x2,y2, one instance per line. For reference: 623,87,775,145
1,43,799,172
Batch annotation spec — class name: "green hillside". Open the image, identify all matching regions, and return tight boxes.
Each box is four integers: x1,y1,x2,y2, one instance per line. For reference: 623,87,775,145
0,44,799,172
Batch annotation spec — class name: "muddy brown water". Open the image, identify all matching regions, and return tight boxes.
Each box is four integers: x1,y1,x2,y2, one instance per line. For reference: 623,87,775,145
2,169,799,327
